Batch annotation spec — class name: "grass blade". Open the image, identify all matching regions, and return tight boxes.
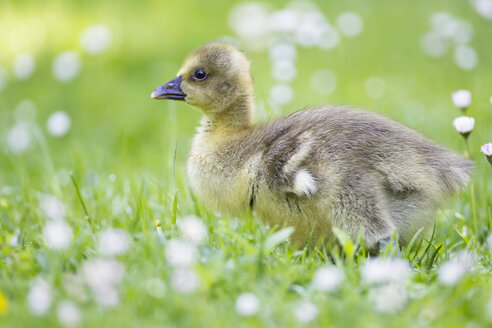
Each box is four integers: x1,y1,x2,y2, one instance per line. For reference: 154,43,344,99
171,193,178,225
70,172,93,232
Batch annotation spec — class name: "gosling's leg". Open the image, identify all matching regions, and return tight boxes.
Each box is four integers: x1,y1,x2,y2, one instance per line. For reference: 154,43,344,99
333,173,396,252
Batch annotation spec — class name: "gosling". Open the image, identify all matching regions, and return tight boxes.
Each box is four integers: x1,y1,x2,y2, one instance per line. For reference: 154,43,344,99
151,42,473,251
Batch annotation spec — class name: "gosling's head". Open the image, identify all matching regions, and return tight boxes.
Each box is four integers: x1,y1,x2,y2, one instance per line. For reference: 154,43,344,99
151,42,254,115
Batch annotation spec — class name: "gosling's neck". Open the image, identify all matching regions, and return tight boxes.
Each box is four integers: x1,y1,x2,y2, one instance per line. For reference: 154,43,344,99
199,95,255,134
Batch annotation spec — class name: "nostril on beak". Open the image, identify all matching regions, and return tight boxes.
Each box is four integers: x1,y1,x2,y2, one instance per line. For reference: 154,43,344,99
152,77,184,100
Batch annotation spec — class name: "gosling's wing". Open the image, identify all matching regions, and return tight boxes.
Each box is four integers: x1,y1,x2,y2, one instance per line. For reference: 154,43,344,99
256,106,376,198
255,110,323,198
254,105,471,200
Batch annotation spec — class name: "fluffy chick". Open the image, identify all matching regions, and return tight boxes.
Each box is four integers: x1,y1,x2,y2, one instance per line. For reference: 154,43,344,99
151,42,473,251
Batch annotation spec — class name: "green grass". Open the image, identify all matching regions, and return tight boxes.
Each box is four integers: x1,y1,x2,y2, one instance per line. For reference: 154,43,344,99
1,0,492,327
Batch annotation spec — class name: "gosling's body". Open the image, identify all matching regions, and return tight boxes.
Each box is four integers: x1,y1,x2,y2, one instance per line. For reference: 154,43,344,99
152,42,473,250
188,106,471,247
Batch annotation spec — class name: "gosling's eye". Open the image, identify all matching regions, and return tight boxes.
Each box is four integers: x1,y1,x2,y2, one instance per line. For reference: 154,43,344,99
192,69,207,81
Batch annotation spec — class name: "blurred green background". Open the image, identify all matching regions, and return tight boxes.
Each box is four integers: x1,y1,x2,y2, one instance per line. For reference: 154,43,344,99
1,0,491,187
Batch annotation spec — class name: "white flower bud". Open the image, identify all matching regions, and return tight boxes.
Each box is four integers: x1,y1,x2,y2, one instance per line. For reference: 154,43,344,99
451,90,471,109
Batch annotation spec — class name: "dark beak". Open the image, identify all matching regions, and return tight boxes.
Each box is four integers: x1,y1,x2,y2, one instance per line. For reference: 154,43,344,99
151,76,186,100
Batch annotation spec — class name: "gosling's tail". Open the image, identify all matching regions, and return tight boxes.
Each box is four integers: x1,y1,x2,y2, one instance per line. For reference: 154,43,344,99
428,146,474,196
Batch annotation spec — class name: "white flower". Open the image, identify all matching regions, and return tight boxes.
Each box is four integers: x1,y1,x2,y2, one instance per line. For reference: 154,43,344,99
451,20,473,44
6,122,32,154
311,70,337,95
364,77,386,99
294,301,318,323
423,13,474,56
40,195,66,221
57,300,82,327
80,25,112,54
228,3,270,48
0,65,8,91
295,12,326,47
454,45,478,71
482,143,492,164
430,12,454,32
165,239,198,267
472,0,492,20
371,283,407,314
269,42,297,63
13,53,35,80
269,84,294,106
439,17,460,39
438,251,474,286
10,235,19,247
312,266,344,292
269,9,299,33
53,51,81,82
98,228,130,256
146,278,167,298
82,258,124,289
272,60,297,82
43,221,73,250
480,143,492,156
93,285,120,307
235,293,260,317
28,277,53,316
82,258,124,307
451,90,471,109
179,216,208,244
452,116,475,134
360,258,411,285
337,12,364,37
47,111,71,137
170,267,199,294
